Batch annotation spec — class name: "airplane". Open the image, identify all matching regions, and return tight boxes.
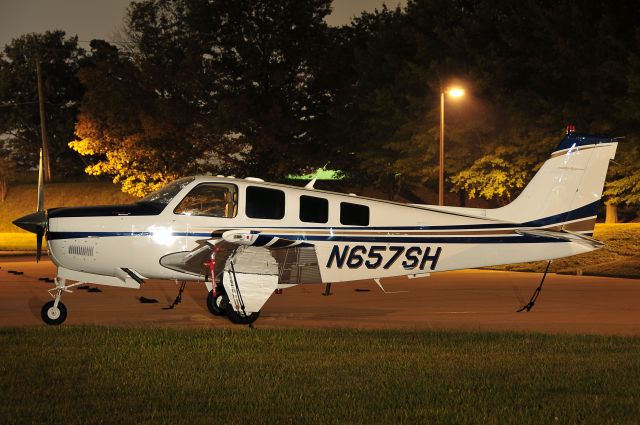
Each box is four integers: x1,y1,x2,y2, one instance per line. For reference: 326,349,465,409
13,127,618,325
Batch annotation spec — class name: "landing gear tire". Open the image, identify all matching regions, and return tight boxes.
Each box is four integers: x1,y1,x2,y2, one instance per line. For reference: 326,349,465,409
207,290,228,316
225,304,260,325
41,300,67,325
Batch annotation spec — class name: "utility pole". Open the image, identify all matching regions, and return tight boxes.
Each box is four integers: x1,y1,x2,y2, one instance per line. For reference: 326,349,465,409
35,58,52,181
439,91,445,206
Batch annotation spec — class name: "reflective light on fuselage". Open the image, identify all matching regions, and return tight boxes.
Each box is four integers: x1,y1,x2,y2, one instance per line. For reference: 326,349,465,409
149,226,174,246
562,142,578,168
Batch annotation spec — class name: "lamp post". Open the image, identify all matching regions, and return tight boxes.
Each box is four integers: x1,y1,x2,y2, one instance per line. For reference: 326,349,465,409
439,86,464,206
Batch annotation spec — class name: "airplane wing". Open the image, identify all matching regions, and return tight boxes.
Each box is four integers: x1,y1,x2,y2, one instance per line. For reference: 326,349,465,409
159,229,319,281
160,229,322,317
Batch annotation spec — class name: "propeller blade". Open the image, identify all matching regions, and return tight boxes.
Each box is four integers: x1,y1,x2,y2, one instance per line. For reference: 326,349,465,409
36,228,44,263
13,150,47,262
37,148,44,212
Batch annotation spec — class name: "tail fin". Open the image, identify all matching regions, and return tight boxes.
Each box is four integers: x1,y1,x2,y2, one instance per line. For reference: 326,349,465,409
490,131,618,231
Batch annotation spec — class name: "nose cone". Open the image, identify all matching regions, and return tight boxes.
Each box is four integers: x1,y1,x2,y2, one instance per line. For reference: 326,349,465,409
13,211,46,234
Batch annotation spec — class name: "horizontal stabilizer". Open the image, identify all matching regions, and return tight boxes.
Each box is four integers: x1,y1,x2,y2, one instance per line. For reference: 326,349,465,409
515,229,604,248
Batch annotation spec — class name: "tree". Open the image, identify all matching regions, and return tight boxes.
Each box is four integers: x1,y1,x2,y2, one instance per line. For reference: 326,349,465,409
70,39,190,196
603,143,640,222
0,157,15,201
70,0,338,196
0,31,85,177
450,146,530,206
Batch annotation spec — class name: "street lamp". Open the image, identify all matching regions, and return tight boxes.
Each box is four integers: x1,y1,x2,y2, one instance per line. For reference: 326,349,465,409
439,86,465,206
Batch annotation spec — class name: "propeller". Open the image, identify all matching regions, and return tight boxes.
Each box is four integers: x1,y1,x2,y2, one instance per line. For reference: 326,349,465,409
12,149,47,262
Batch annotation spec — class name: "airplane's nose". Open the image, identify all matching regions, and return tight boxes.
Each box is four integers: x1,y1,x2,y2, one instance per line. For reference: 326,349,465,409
13,211,46,234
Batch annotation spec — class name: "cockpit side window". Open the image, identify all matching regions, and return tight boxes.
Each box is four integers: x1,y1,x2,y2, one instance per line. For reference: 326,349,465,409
173,183,238,218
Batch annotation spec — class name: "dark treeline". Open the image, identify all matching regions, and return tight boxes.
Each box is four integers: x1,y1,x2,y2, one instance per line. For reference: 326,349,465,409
0,0,638,211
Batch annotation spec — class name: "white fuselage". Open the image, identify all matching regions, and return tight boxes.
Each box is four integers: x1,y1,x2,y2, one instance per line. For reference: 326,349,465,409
46,176,596,286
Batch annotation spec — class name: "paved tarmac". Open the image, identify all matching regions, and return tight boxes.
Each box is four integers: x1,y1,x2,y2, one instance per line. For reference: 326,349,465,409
1,256,639,335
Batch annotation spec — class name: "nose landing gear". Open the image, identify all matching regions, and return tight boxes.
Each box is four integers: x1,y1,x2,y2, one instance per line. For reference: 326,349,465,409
41,278,86,325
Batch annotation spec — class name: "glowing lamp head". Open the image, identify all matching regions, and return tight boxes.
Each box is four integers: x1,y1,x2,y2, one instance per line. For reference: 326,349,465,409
447,87,465,98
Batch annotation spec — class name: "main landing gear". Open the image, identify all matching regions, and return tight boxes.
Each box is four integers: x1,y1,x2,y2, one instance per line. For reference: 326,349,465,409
204,244,268,325
41,278,85,325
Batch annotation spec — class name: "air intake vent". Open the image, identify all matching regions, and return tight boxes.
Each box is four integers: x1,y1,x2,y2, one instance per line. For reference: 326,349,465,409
69,245,94,256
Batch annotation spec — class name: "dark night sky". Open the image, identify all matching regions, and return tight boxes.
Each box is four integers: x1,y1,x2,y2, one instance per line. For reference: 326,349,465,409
0,0,406,48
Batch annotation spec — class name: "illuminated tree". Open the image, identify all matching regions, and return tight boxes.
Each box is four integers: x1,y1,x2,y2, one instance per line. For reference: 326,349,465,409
450,147,530,206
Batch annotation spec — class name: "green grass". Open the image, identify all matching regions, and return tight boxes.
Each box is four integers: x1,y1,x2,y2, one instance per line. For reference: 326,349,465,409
0,327,639,424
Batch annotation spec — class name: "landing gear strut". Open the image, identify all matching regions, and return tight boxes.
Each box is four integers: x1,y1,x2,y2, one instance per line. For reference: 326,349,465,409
204,244,229,316
41,278,85,325
224,259,260,325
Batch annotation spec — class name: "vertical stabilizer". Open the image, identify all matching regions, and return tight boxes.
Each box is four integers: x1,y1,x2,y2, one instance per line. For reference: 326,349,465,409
488,132,618,229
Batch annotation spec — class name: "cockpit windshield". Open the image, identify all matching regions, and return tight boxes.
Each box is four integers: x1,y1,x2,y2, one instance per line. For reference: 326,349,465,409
138,177,195,207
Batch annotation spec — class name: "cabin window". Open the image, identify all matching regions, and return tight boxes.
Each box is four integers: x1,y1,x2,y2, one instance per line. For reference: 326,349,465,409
174,183,238,217
300,195,328,223
340,202,369,226
140,177,195,207
246,186,285,219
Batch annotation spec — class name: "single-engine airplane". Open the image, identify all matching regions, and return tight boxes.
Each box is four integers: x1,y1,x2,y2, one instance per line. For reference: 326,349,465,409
14,128,618,325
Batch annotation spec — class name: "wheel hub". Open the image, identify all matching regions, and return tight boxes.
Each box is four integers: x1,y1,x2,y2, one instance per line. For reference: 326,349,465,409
47,307,60,320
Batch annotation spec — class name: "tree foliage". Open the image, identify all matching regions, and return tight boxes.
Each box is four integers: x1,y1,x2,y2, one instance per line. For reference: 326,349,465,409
0,31,84,177
450,148,529,205
604,145,640,206
70,0,337,196
336,0,640,206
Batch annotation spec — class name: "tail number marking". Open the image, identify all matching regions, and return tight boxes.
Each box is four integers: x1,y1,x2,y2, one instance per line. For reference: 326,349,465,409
327,245,442,270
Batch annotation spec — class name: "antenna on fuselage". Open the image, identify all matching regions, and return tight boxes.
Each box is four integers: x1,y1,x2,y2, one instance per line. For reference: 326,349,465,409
304,163,329,189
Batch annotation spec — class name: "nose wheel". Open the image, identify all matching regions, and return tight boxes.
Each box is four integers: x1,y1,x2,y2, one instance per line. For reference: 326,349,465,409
41,300,67,325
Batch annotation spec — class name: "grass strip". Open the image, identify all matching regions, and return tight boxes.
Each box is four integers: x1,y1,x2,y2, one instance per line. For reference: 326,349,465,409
0,327,638,425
